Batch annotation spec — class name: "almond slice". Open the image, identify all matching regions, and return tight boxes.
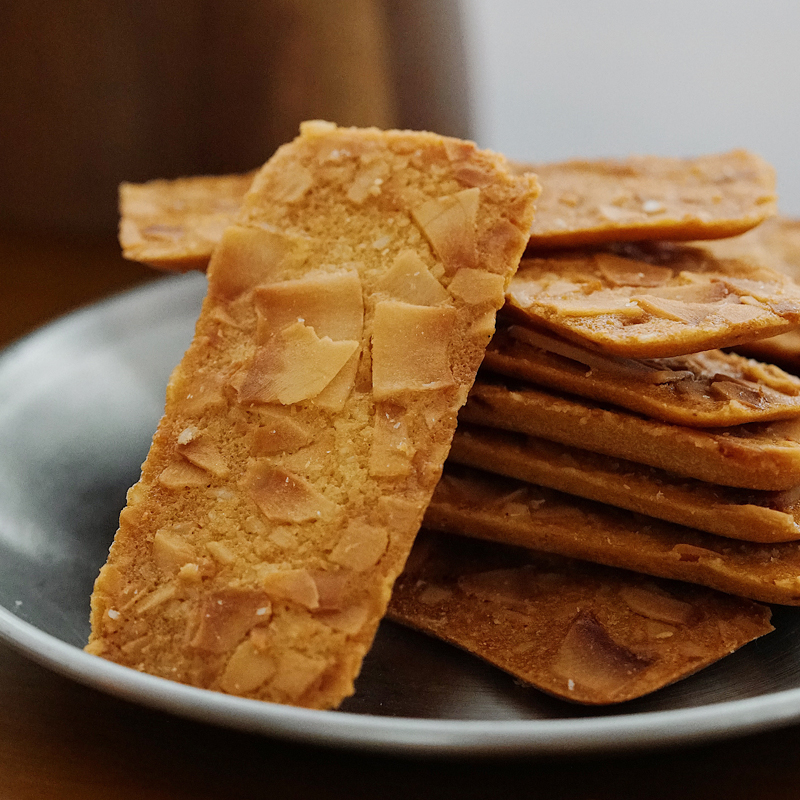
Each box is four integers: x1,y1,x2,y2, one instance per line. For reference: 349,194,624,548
377,249,449,306
253,269,364,341
190,588,272,653
250,411,314,455
244,462,337,523
177,435,230,477
412,187,480,274
262,568,320,610
328,521,389,571
236,321,359,405
207,225,310,302
448,268,507,307
371,301,456,398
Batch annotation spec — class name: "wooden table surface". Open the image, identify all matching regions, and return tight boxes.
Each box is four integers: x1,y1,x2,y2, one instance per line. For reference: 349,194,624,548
5,230,800,799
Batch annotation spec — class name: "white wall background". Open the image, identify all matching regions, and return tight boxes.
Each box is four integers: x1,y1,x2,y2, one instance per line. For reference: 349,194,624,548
460,0,800,213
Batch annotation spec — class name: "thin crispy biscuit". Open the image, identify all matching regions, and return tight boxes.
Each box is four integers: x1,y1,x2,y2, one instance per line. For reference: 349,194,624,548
703,215,800,277
461,376,800,491
706,217,800,371
388,531,773,705
506,242,800,359
87,122,538,709
450,423,800,543
517,151,776,248
734,329,800,375
425,465,800,605
116,151,776,272
484,324,800,427
119,172,257,272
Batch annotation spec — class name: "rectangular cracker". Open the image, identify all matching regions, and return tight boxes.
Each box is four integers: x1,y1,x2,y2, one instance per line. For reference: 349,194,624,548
425,464,800,605
517,150,777,248
86,122,539,709
506,242,800,359
449,422,800,543
388,530,773,705
461,375,800,491
484,323,800,427
118,151,776,273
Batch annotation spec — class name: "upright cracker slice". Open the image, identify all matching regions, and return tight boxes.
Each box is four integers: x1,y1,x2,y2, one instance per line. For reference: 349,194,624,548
485,323,800,427
119,172,257,272
425,465,800,605
518,150,776,248
450,422,800,543
506,242,800,359
388,531,773,705
462,376,800,491
87,122,539,709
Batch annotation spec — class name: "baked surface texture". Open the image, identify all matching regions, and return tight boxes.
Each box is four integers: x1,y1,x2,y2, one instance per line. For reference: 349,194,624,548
506,242,800,359
485,324,800,427
389,531,773,705
518,150,776,247
461,376,800,491
116,151,777,272
425,465,800,605
87,121,538,709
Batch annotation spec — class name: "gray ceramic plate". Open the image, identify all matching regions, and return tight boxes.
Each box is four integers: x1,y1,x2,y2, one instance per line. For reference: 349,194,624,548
3,273,800,756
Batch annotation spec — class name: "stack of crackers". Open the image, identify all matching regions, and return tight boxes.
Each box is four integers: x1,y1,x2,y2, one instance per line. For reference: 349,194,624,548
98,126,800,707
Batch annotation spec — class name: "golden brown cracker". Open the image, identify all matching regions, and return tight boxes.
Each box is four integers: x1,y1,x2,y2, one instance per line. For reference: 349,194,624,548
703,215,800,278
705,217,800,371
517,150,776,248
461,376,800,491
389,530,773,705
449,422,800,543
119,172,255,272
484,323,800,427
506,242,800,359
87,122,538,709
117,151,777,272
425,464,800,605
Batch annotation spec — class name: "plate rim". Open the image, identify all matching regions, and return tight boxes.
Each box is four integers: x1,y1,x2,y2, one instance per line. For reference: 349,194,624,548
3,274,800,756
4,603,800,756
